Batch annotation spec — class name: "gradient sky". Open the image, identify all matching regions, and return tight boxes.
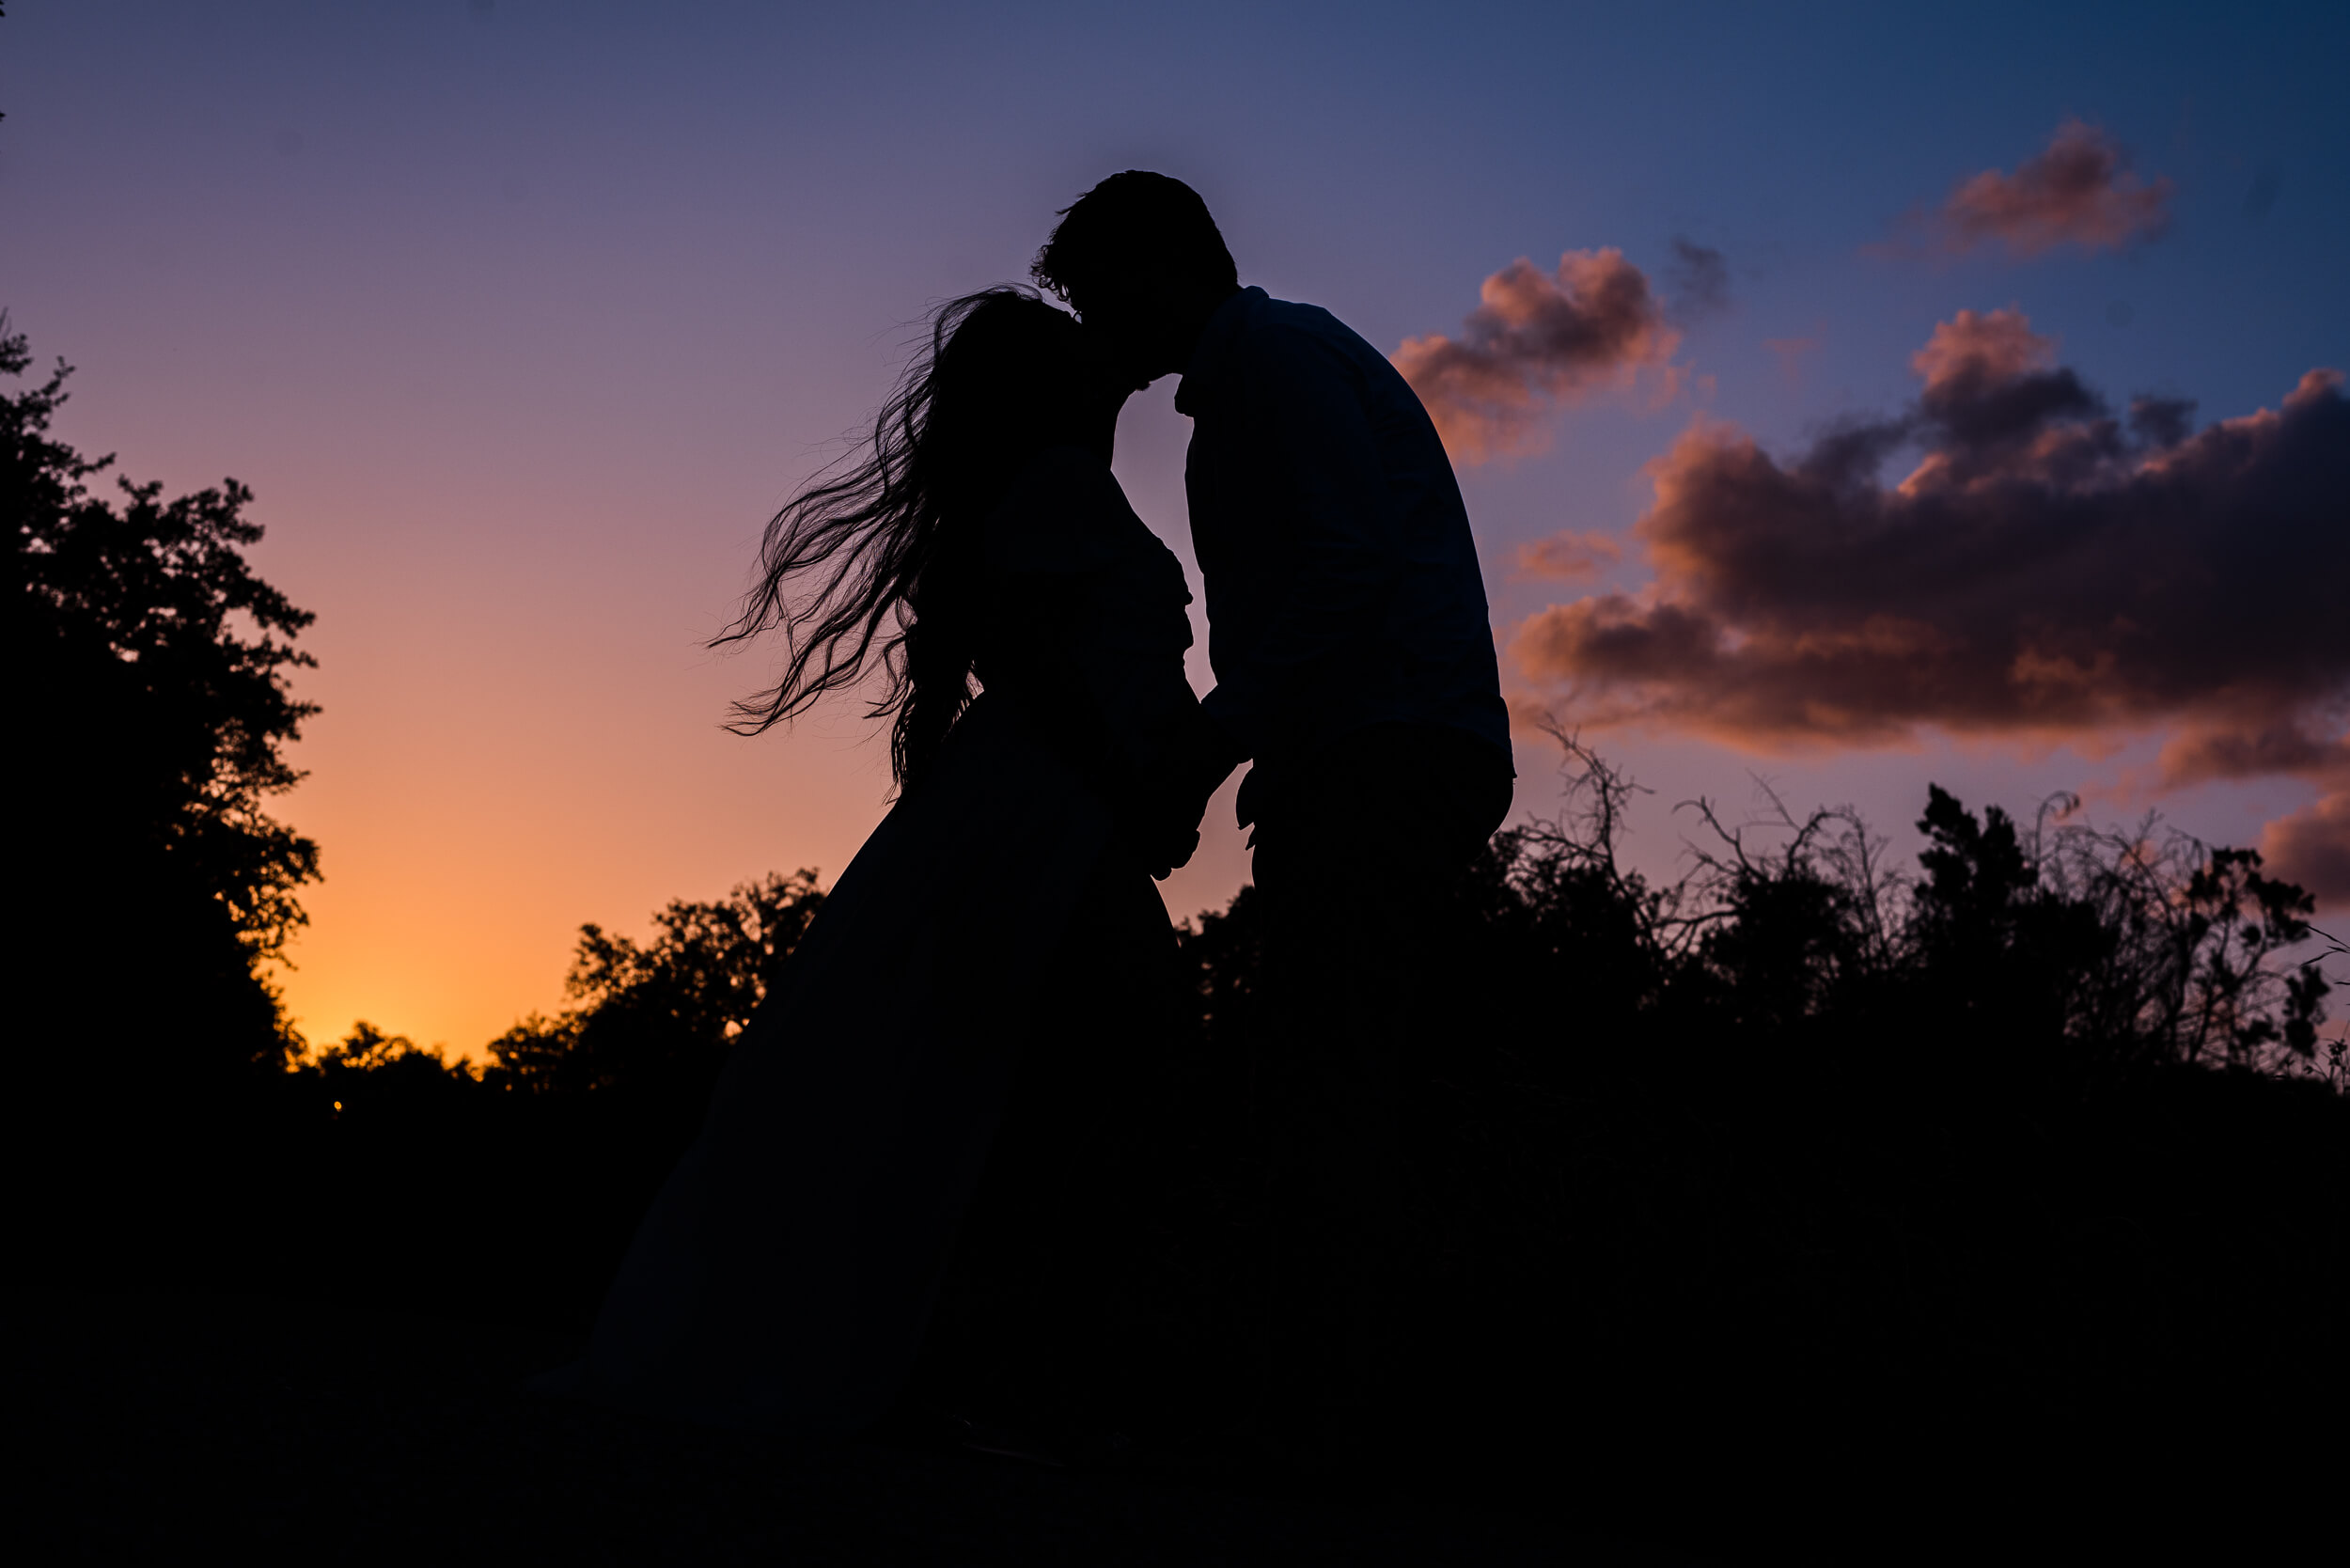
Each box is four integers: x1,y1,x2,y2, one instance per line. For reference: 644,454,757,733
8,1,2345,1059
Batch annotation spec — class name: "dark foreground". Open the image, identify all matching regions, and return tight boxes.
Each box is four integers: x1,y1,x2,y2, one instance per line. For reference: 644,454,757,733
7,1288,1651,1566
10,1283,2333,1566
12,780,2348,1561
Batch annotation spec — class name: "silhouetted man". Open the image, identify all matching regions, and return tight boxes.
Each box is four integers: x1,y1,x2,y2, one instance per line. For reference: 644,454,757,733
1034,171,1514,1466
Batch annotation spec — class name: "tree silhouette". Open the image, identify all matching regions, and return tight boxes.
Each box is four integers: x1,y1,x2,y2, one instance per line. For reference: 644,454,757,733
485,870,827,1101
12,316,2340,1533
302,1021,479,1121
8,320,319,1092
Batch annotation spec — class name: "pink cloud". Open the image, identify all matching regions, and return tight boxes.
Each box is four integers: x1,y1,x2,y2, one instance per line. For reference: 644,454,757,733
1395,248,1680,463
2262,793,2350,904
1513,529,1624,583
1508,313,2350,899
1764,334,1822,388
2155,720,2350,792
1910,307,2054,393
1926,119,2173,258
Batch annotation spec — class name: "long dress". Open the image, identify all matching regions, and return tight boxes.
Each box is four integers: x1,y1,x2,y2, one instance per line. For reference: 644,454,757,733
550,444,1200,1435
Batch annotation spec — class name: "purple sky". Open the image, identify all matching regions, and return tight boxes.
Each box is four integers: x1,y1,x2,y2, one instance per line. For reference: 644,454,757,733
8,1,2344,1058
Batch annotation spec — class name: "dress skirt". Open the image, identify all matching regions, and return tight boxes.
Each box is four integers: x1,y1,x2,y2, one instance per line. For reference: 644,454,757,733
549,693,1122,1434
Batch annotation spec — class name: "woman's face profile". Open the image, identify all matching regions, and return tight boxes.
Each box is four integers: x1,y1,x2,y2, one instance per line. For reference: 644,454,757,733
1062,328,1132,461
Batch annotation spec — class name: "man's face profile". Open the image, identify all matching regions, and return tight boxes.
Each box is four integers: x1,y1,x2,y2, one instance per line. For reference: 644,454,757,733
1073,263,1201,389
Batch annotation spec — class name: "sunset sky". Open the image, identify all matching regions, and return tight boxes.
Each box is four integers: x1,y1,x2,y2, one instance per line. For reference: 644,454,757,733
8,1,2346,1060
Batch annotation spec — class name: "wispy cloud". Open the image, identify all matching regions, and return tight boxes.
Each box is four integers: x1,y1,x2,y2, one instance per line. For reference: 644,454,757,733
1663,237,1731,322
1513,529,1623,583
1893,119,2173,259
1763,331,1822,388
1395,248,1680,463
1510,310,2350,900
2262,793,2350,905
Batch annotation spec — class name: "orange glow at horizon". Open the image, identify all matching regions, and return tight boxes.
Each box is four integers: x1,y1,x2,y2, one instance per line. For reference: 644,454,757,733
244,381,1253,1064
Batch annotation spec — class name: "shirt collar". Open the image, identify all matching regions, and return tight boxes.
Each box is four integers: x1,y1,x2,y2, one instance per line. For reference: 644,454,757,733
1173,287,1262,416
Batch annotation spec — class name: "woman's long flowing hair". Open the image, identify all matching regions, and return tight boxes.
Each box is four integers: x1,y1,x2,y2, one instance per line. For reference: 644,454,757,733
713,288,1076,789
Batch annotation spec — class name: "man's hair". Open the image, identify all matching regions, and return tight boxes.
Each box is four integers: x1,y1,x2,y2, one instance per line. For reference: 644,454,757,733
1031,171,1238,306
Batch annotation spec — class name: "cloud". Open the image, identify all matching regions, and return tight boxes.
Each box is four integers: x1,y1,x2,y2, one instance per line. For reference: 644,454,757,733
1764,334,1822,387
1921,119,2172,258
1910,306,2053,388
1510,310,2350,898
1395,248,1680,463
1664,237,1731,321
2154,721,2350,792
2262,794,2350,904
1513,529,1623,583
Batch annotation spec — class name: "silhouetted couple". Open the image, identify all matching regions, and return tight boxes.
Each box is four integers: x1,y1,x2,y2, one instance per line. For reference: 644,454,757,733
550,173,1512,1472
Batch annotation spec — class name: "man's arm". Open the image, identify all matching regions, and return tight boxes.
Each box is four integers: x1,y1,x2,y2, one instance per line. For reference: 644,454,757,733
1198,323,1407,757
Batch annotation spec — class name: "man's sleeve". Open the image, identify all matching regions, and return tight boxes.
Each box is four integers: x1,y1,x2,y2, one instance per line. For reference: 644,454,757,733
1198,325,1405,755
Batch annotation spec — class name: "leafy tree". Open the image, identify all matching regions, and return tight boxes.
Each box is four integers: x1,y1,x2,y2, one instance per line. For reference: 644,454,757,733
8,320,321,1084
485,870,827,1097
1903,785,2107,1070
2040,826,2328,1071
302,1021,480,1121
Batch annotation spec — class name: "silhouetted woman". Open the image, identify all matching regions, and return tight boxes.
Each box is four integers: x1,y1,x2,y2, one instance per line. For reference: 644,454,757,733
550,290,1211,1437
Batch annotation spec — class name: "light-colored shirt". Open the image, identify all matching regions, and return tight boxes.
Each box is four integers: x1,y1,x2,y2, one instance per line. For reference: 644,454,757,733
1175,287,1511,813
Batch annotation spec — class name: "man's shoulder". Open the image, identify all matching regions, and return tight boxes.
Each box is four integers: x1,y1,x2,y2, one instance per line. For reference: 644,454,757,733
1233,295,1394,393
1247,294,1371,353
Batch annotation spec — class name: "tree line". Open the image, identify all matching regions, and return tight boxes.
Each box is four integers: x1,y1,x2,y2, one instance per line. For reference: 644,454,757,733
12,321,2346,1540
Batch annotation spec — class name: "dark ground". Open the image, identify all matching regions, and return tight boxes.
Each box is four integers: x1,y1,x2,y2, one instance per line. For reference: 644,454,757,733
9,1267,2334,1566
6,1288,1685,1566
9,1060,2342,1564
